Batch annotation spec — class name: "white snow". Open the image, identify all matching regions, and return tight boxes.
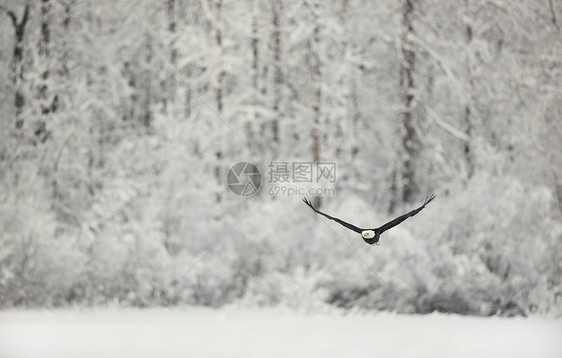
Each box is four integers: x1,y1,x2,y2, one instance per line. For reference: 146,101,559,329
0,308,560,358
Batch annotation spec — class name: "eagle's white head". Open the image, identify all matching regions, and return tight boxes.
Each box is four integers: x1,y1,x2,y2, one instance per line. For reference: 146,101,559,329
362,230,375,239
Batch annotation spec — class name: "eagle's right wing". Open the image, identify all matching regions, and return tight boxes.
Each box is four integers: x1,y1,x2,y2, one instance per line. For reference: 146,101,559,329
376,193,436,234
303,198,363,234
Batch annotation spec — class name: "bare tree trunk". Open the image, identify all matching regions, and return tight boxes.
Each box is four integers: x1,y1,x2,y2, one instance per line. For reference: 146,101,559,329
388,168,398,213
168,0,176,50
39,0,50,58
182,0,191,119
246,0,260,152
334,0,350,158
463,12,475,178
53,0,74,203
35,0,55,143
548,0,560,31
122,36,153,128
350,79,360,160
463,106,474,177
271,0,282,146
143,39,153,128
61,1,71,78
215,0,224,114
1,4,30,130
164,0,177,113
185,84,192,119
311,2,322,208
214,0,224,193
398,0,419,204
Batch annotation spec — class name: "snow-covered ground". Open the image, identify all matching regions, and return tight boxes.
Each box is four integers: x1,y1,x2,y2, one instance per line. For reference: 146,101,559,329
0,308,560,358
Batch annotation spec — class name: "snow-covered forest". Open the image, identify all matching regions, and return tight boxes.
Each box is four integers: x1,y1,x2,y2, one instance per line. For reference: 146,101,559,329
0,0,561,317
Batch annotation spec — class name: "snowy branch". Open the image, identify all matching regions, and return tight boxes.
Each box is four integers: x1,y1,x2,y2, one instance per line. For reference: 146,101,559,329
424,106,470,142
0,5,17,27
548,0,560,31
410,35,466,102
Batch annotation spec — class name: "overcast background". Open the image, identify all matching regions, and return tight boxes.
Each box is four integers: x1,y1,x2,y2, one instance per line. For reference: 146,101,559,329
1,0,561,321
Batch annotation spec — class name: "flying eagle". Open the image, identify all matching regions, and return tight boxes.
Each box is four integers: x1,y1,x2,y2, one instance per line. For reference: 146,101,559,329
303,193,436,246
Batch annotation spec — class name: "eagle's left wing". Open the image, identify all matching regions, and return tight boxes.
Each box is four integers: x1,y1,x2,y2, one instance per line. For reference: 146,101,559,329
376,193,436,234
303,198,363,234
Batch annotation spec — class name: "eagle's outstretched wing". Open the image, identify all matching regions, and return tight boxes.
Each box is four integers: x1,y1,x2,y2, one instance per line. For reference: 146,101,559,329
376,193,436,234
303,198,363,234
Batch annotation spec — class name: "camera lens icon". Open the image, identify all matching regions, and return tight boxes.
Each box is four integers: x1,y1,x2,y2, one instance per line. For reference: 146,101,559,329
226,162,262,197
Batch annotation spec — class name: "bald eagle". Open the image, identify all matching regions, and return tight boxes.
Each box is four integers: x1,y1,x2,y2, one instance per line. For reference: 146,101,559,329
303,193,436,245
